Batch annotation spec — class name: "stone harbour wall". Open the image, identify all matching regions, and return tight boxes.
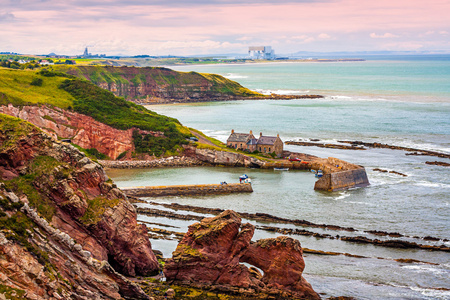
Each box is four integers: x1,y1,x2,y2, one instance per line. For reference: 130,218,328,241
122,183,253,197
314,168,369,191
99,156,203,169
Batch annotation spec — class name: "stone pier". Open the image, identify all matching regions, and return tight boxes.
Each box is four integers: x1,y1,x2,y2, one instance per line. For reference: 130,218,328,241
122,183,253,197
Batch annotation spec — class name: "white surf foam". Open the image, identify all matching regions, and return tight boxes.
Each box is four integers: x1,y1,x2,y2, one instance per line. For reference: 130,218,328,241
414,181,450,189
224,73,248,79
401,265,448,276
254,89,311,95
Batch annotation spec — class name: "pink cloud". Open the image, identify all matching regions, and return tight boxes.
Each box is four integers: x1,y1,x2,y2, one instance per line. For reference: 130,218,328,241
370,33,399,39
2,0,450,54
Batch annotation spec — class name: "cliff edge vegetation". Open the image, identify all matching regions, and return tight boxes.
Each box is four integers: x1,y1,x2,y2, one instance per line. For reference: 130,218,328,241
52,65,263,103
0,68,190,158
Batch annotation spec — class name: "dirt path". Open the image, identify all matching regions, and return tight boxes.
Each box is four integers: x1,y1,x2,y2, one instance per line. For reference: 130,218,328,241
190,130,218,148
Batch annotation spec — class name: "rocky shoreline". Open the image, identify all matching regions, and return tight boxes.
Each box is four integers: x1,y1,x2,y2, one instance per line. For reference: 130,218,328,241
286,141,366,150
137,94,324,105
133,201,450,252
287,139,450,160
340,140,450,159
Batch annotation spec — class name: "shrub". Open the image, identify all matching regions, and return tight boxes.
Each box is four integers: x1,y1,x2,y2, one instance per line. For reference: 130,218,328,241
30,77,43,86
116,151,128,160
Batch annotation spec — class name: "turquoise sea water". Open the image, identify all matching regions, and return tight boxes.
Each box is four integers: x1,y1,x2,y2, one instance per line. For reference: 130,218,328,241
108,56,450,299
170,55,450,102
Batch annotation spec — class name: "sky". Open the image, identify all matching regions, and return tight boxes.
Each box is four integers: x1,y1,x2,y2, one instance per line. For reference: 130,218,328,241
1,0,450,56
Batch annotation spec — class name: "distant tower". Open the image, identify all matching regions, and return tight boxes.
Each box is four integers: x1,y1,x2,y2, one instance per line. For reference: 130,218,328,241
83,47,89,57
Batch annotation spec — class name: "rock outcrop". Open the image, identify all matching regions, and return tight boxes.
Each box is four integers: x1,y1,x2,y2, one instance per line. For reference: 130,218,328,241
164,210,319,299
0,114,159,298
0,104,163,159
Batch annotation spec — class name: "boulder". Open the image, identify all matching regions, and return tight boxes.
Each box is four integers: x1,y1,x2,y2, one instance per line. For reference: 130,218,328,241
165,210,319,299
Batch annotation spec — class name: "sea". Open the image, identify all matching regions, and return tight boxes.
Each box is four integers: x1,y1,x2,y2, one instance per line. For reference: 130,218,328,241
106,55,450,299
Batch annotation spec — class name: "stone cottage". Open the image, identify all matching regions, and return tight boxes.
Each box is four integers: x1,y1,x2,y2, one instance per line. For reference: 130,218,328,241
226,130,255,150
227,130,283,157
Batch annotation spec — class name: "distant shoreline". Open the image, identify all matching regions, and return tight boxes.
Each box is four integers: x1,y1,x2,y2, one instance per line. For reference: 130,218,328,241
157,58,366,68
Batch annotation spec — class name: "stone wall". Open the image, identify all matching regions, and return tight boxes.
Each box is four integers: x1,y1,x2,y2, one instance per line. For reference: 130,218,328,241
314,168,369,191
122,183,253,197
99,157,203,169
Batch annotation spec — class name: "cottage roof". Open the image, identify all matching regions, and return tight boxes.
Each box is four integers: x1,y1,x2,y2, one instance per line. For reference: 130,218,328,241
247,138,258,145
257,136,278,145
227,133,253,143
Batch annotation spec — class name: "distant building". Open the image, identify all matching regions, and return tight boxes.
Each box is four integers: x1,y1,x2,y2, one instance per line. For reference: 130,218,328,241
83,47,90,57
227,129,283,157
80,47,106,58
39,60,54,65
248,46,275,60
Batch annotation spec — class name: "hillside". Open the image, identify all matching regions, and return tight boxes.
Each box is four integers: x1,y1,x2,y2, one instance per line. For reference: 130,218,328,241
0,114,159,299
52,65,263,103
0,68,190,159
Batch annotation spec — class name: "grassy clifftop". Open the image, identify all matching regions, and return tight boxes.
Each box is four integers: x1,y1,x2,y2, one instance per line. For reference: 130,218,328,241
52,65,262,100
0,68,190,156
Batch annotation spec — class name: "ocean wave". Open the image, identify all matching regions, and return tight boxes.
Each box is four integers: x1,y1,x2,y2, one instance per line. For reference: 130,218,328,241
410,287,450,299
401,265,448,276
224,73,248,79
414,181,450,189
334,193,350,201
329,95,353,100
254,89,311,95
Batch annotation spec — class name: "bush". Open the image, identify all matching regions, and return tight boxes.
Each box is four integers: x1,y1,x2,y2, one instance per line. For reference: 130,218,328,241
30,77,43,86
85,148,109,160
116,151,128,160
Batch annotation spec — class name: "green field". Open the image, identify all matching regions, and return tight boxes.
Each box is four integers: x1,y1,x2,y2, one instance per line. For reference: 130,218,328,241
0,68,75,108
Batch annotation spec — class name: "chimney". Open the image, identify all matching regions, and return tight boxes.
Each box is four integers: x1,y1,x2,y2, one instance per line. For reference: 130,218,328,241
260,132,262,137
231,129,234,134
250,130,253,135
277,134,279,138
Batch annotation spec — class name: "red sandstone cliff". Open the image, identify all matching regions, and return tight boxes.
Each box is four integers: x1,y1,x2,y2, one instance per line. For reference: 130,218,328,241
0,115,159,298
0,104,162,160
63,66,255,104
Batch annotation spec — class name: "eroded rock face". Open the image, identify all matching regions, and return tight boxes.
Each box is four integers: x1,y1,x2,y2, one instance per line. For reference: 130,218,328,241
0,104,163,160
0,117,159,298
164,210,319,299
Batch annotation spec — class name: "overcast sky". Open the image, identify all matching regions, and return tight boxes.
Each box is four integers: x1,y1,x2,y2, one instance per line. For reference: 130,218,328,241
1,0,449,56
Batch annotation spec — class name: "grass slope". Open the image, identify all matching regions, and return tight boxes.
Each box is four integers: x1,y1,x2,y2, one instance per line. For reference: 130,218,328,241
0,68,75,108
0,68,190,156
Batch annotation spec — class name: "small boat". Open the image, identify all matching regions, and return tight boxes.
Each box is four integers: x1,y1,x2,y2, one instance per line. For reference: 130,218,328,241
315,170,323,178
274,168,289,171
239,174,249,180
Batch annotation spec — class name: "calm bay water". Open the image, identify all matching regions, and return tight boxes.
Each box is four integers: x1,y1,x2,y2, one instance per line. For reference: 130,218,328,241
108,56,450,299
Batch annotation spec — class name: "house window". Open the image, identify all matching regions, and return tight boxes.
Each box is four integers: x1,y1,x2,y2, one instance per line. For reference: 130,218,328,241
264,147,266,152
269,147,271,152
